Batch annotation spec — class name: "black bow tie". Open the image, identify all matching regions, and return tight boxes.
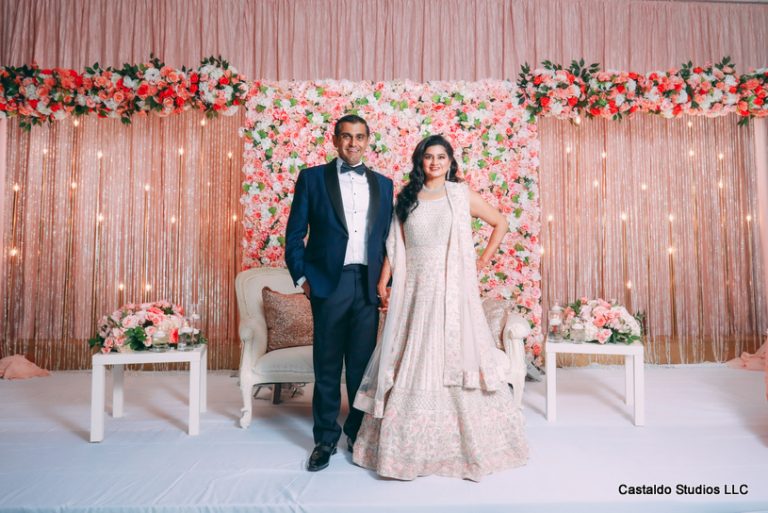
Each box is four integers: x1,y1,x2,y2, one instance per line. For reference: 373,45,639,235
340,162,365,176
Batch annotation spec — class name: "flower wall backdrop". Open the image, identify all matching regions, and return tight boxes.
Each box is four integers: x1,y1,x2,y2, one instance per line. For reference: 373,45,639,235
240,80,544,361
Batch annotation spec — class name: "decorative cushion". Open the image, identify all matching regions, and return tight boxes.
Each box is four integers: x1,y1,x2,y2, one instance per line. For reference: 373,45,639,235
482,298,508,350
262,287,314,352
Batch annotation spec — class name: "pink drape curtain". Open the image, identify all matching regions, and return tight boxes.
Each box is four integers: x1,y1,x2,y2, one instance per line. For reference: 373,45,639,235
1,0,767,79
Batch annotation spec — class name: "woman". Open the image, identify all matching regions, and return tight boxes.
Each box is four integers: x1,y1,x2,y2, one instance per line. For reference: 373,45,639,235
352,135,529,481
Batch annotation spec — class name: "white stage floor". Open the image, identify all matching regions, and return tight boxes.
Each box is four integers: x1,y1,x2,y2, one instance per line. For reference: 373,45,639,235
1,364,767,513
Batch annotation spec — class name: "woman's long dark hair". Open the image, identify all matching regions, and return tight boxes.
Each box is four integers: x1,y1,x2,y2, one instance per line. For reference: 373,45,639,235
395,135,460,223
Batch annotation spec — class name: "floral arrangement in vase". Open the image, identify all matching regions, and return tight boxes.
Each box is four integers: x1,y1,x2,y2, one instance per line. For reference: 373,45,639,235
88,301,206,353
561,298,643,345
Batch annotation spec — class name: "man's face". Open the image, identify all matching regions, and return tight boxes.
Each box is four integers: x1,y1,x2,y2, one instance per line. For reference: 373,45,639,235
332,122,369,166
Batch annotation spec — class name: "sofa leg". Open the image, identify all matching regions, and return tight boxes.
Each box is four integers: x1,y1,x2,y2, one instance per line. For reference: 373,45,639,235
272,384,282,404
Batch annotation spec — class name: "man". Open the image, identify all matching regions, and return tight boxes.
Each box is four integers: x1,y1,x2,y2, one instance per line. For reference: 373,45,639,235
285,114,394,472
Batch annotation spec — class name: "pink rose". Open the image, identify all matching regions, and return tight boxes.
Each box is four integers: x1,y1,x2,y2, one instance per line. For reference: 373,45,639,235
596,329,611,344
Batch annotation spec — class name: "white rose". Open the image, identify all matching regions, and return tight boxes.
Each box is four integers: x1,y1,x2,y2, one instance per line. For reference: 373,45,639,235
144,68,161,83
674,91,688,104
25,84,39,99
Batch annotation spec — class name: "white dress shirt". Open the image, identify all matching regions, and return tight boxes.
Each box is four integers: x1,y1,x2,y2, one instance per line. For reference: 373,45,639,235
296,159,370,287
337,159,370,266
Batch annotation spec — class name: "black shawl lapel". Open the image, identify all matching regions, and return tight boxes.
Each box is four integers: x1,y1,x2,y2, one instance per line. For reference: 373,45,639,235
364,165,381,236
324,159,348,234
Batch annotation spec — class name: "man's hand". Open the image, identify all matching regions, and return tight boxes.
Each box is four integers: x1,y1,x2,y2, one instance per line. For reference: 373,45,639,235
301,281,311,298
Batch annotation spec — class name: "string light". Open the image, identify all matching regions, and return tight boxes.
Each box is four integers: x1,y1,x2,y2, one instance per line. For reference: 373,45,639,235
13,183,20,192
170,216,177,224
687,121,693,128
145,284,152,292
70,182,78,189
144,184,151,192
718,181,724,189
539,247,545,255
97,213,104,223
200,119,207,127
593,180,599,188
73,119,80,127
207,181,211,187
178,148,184,156
601,151,607,159
42,148,48,155
688,150,694,157
547,214,554,223
118,283,125,291
232,214,238,222
626,280,633,289
668,214,674,222
97,150,103,159
620,213,627,221
565,147,571,154
746,214,752,222
227,151,233,159
718,152,724,160
574,116,582,126
640,183,647,191
9,247,18,257
668,247,675,254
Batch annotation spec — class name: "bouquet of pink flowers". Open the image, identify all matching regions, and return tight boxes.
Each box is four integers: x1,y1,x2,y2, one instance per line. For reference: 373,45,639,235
680,57,740,118
737,67,768,122
195,55,248,117
89,301,206,353
638,69,690,118
584,70,641,120
561,298,642,345
517,60,594,122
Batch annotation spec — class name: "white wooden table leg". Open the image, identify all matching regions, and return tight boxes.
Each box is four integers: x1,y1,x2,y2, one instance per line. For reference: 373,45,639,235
546,351,556,422
112,364,124,417
200,348,207,413
624,354,634,407
189,358,201,436
634,353,645,426
90,361,106,442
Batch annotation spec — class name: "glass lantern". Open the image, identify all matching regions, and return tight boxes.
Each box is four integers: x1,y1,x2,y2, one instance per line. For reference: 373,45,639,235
548,302,564,341
151,330,168,352
570,322,585,344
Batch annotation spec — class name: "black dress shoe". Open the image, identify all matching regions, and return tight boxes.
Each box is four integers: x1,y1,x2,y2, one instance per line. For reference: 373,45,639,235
307,443,337,471
347,437,355,453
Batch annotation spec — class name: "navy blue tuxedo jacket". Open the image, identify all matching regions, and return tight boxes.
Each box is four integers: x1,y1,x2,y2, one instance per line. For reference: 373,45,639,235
284,159,394,303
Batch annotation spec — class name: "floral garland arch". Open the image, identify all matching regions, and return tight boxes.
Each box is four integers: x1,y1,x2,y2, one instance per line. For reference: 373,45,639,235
2,55,766,364
0,56,766,128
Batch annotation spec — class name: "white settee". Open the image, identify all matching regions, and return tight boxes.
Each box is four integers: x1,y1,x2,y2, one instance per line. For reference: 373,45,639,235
236,267,531,429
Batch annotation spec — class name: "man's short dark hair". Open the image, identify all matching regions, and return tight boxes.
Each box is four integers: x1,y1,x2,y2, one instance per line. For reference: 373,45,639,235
334,114,370,137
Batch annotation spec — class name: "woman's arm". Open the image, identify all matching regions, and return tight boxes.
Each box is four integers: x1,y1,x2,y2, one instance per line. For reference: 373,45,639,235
469,189,509,271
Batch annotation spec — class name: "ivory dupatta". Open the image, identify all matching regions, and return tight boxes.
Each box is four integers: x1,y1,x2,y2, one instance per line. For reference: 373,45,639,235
354,182,503,418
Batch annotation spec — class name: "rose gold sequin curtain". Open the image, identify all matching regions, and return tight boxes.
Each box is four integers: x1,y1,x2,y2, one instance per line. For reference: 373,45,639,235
1,112,244,369
539,116,766,365
2,0,768,368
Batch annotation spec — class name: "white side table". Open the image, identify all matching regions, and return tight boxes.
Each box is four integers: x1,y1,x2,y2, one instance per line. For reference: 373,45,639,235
90,345,208,442
545,338,644,426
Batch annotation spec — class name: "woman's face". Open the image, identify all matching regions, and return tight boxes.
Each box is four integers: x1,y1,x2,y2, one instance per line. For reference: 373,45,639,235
422,144,450,180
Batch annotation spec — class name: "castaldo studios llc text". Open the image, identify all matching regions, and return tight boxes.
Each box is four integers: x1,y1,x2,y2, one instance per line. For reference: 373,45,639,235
618,484,749,496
